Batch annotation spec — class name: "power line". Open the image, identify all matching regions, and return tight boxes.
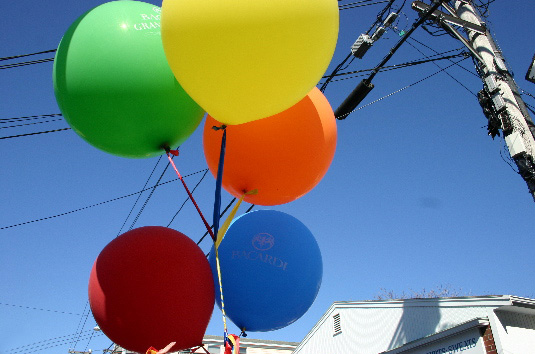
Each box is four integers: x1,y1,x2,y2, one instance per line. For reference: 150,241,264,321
6,329,95,353
167,169,210,227
337,56,468,119
0,127,71,140
0,49,56,62
17,332,103,354
0,113,62,122
340,0,389,10
116,155,164,236
6,330,92,352
320,51,466,84
407,36,479,78
196,197,237,245
0,302,82,316
0,169,209,230
0,58,55,70
127,157,174,231
403,40,477,97
0,117,64,130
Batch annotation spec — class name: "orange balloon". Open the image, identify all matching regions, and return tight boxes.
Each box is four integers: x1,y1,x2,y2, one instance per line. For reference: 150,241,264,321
203,87,337,206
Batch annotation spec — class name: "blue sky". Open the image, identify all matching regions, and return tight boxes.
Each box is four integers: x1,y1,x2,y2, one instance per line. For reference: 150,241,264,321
1,0,534,353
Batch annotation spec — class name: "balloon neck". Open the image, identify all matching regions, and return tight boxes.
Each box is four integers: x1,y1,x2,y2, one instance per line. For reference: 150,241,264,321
212,124,227,131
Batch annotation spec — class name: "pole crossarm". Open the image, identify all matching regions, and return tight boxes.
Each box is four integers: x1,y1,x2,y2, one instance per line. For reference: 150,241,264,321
412,1,485,33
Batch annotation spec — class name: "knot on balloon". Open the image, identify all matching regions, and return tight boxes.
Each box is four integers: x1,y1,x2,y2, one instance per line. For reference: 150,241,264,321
163,145,179,156
212,125,227,131
240,330,247,338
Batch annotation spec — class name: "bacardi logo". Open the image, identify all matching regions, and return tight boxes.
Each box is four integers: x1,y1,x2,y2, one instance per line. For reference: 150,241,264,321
252,233,274,251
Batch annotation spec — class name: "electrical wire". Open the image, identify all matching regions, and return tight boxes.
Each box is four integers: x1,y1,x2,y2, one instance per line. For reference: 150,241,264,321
116,156,164,236
320,53,353,92
0,169,208,230
0,49,56,62
0,117,64,130
167,169,210,227
0,113,62,123
404,39,477,96
18,332,103,354
196,197,237,246
0,127,70,140
0,58,55,70
319,51,466,84
340,0,389,10
365,0,397,34
0,302,82,316
127,157,173,231
7,331,102,354
407,37,479,78
203,203,256,257
336,56,468,119
70,308,92,352
68,302,91,352
6,330,93,352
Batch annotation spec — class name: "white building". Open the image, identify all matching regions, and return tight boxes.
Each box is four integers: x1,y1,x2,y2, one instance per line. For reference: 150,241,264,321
293,295,535,354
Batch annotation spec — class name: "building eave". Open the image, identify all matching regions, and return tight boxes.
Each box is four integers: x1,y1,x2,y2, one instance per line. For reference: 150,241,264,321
380,317,489,354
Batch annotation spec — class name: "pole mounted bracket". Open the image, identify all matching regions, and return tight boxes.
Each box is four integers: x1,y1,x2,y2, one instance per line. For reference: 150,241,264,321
412,1,485,63
412,1,485,33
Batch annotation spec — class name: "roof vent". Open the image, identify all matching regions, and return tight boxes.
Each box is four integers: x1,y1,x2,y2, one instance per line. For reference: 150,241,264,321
333,313,342,336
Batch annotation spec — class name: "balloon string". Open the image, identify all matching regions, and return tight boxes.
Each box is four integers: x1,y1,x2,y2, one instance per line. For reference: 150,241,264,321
213,128,227,239
214,190,257,340
215,246,229,338
165,151,215,241
211,127,229,340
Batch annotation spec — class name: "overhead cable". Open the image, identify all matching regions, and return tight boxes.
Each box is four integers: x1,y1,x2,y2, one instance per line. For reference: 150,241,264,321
6,330,93,353
340,0,389,10
0,113,62,122
403,39,476,96
0,58,54,70
116,156,164,236
0,49,56,62
0,127,71,140
0,169,209,230
337,56,468,119
0,117,64,130
0,302,82,316
167,169,210,227
320,51,466,84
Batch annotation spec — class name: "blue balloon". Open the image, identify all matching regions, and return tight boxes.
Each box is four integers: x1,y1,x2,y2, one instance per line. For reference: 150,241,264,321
208,210,322,332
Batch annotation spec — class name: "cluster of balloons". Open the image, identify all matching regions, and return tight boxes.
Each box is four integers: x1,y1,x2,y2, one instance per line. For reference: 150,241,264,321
55,0,339,351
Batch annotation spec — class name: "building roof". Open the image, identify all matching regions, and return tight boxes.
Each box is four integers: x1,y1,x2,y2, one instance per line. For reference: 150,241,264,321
380,317,489,354
294,295,535,354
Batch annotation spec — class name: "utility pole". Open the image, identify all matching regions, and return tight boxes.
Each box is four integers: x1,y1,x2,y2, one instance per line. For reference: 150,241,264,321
413,0,535,201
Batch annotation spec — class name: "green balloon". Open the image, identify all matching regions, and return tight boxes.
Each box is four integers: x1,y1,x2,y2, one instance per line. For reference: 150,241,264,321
53,1,204,158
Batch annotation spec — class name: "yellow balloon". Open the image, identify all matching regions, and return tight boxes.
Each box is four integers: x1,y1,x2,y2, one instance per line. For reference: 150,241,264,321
161,0,339,125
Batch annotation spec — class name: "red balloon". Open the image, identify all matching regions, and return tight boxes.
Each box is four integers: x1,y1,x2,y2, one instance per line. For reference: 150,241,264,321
88,226,214,353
